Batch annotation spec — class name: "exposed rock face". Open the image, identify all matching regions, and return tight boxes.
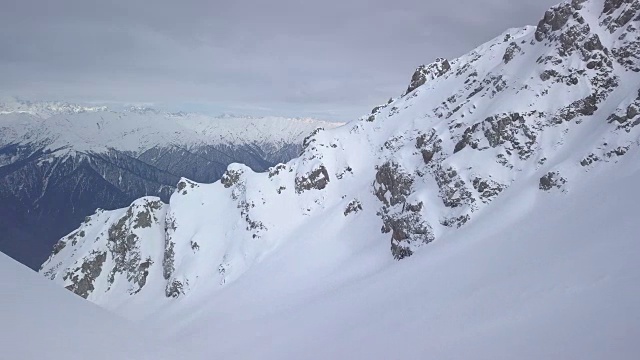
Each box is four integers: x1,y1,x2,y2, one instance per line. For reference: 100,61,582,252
166,279,186,298
62,251,107,298
454,112,538,159
302,128,325,151
374,162,414,207
374,162,434,259
608,89,640,131
41,196,168,299
472,177,507,203
221,168,244,189
503,42,523,64
535,2,578,42
344,199,363,216
295,165,330,193
539,171,567,191
405,58,451,95
105,198,164,295
162,213,177,282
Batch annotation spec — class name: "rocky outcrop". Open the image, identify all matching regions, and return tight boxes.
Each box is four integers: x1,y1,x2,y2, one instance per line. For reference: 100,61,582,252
221,168,244,189
295,165,330,193
105,198,164,294
503,42,522,64
608,89,640,131
344,199,363,216
405,58,451,95
472,177,507,203
374,162,434,259
539,171,567,191
62,251,107,298
454,112,538,160
535,1,583,42
166,279,187,298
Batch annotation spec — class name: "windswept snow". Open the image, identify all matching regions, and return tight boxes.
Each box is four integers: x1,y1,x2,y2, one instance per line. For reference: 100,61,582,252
0,252,176,360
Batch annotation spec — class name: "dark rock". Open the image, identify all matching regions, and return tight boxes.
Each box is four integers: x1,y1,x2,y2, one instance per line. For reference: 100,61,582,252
535,3,574,42
103,202,160,294
580,154,600,166
221,169,243,188
268,164,287,178
381,209,434,260
440,215,471,228
51,239,67,256
302,128,324,151
415,131,443,163
503,42,522,64
603,0,625,15
421,150,434,164
344,199,363,216
405,58,451,95
165,279,185,298
472,177,507,203
374,161,434,259
374,162,413,207
63,251,107,298
132,258,153,294
539,171,567,191
162,214,177,281
433,166,475,208
295,165,330,193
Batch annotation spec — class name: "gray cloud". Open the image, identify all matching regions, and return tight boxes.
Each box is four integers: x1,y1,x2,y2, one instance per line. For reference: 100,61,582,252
0,0,560,120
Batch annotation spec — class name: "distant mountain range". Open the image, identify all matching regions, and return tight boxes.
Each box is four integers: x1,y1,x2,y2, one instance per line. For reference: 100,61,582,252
0,99,340,268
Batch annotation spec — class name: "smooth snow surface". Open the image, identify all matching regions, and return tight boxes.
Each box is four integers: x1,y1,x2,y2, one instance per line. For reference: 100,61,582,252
0,252,174,360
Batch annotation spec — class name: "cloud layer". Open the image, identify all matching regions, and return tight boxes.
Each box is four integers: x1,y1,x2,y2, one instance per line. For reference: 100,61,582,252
0,0,560,120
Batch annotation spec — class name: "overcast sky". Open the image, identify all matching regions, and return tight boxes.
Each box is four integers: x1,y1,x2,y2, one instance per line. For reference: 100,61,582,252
0,0,560,121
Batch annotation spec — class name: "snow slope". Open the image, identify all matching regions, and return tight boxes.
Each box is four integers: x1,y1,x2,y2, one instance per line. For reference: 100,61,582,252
146,150,640,359
40,0,640,358
0,252,173,360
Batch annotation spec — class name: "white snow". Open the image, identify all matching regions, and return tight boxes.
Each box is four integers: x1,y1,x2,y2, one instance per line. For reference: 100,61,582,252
0,252,176,360
151,157,640,359
20,0,640,358
0,101,342,153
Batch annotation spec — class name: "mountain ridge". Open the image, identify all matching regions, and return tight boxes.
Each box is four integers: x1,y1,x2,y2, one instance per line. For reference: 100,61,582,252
0,103,339,268
42,0,640,299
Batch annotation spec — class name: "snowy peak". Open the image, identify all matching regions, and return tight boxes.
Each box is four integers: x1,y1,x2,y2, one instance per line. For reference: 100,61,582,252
42,0,640,315
0,104,342,154
42,197,168,299
0,97,107,118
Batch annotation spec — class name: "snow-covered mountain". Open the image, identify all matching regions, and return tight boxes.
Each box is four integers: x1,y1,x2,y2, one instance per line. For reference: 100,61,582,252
0,97,108,118
0,102,338,269
39,0,640,358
